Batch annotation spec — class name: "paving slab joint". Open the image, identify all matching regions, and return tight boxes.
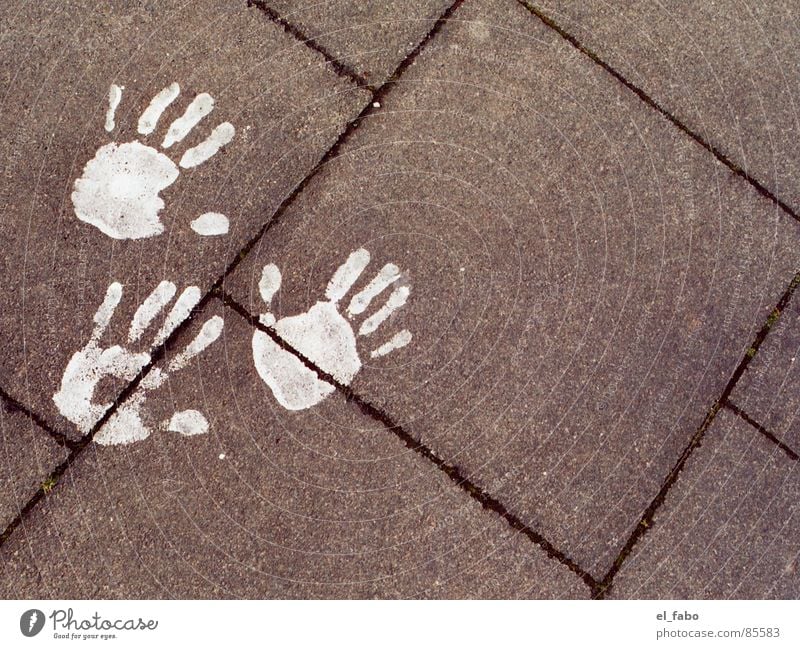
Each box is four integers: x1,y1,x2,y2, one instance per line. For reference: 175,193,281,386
215,289,603,596
515,0,800,225
0,385,77,451
246,0,375,90
0,0,476,554
724,401,800,462
0,294,213,550
212,0,468,298
597,269,800,591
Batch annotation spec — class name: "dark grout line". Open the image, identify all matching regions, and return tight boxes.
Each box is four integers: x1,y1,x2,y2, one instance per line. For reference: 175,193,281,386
0,0,466,552
246,0,375,91
596,271,800,597
724,401,800,462
215,0,465,294
0,295,213,550
215,289,603,596
0,385,77,451
516,0,800,225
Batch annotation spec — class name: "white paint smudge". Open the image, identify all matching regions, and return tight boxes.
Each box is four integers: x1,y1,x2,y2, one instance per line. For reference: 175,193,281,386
252,250,413,411
162,93,214,148
167,315,224,370
252,328,337,411
167,410,209,436
325,248,370,302
370,329,412,358
75,83,237,240
104,84,123,132
93,281,123,340
137,82,180,135
152,286,201,347
179,122,235,168
347,262,400,316
54,282,223,445
258,263,281,327
128,280,177,342
190,212,229,236
359,285,410,336
72,141,178,239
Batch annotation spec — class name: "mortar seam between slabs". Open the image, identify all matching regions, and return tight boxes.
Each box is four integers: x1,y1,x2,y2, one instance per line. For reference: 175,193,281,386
216,290,601,595
724,400,800,462
597,271,800,597
516,0,800,225
0,293,214,549
246,0,375,91
0,385,76,450
0,0,468,554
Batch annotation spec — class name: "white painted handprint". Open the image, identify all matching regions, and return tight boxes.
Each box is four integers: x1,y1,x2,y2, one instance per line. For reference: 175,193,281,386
252,249,412,410
53,281,223,445
72,82,234,240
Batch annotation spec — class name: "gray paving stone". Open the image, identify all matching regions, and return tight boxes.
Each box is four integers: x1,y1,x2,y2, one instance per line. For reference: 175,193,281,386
223,0,800,576
0,300,589,598
612,409,800,599
729,291,800,454
533,0,800,214
0,0,368,439
0,402,67,532
261,0,453,83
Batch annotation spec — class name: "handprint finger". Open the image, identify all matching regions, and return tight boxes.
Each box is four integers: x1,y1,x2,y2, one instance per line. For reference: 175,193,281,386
370,329,412,359
166,409,209,436
137,82,180,135
128,280,177,343
325,248,370,302
152,285,202,347
104,84,123,132
90,281,123,342
358,285,410,336
161,92,214,148
179,122,235,169
167,315,224,371
189,212,229,236
347,262,401,317
258,264,282,327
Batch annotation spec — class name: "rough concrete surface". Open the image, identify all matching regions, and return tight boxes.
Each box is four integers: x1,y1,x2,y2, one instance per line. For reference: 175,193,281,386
0,300,589,598
2,0,799,601
534,0,800,215
0,0,369,439
224,0,800,577
730,289,800,454
263,0,454,83
0,403,66,532
612,409,800,599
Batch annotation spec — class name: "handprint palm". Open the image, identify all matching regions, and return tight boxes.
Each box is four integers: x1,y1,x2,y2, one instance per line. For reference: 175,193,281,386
252,249,412,410
72,82,234,240
53,281,223,445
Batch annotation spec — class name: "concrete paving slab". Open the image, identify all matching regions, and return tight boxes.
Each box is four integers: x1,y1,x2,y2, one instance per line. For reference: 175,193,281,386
0,0,369,439
729,291,800,454
223,0,800,576
611,409,800,599
0,401,67,532
0,300,589,598
533,0,800,215
258,0,453,84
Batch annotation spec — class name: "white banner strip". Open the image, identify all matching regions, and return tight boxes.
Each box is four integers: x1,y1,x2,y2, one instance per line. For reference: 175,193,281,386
2,600,798,648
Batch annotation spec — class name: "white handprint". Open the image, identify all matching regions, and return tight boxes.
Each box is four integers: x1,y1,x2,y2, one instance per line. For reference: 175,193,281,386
53,281,223,445
252,248,413,411
72,82,234,240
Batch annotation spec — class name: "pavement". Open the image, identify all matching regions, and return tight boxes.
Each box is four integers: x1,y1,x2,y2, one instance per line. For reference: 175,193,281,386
1,0,799,599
